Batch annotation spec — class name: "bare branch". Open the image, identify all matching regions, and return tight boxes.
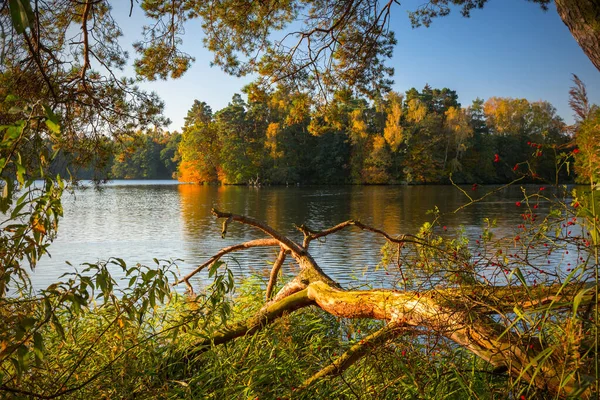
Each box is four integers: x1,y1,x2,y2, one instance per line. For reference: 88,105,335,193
297,219,426,250
266,248,287,300
212,208,305,256
175,238,281,292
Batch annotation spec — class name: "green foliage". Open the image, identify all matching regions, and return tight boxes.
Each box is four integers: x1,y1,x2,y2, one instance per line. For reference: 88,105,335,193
0,97,65,297
177,85,570,185
1,0,169,177
1,274,512,399
111,130,180,179
165,279,507,400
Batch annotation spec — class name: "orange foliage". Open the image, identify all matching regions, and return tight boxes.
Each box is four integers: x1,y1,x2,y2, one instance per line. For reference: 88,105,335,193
178,160,217,183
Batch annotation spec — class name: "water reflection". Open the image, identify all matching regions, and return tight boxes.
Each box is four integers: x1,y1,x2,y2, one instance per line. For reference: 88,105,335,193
33,182,577,291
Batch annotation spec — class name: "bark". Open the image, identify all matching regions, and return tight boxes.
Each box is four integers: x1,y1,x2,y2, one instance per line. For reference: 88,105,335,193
305,281,594,396
555,0,600,72
299,322,408,390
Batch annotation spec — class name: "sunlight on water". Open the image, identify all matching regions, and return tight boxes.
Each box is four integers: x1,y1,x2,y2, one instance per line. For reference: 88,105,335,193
32,181,578,292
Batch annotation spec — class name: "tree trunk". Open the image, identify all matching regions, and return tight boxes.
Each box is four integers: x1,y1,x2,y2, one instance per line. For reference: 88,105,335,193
555,0,600,72
183,209,597,399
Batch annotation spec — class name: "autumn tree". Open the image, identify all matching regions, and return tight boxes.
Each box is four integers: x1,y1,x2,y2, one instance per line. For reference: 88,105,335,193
483,97,568,182
178,100,220,183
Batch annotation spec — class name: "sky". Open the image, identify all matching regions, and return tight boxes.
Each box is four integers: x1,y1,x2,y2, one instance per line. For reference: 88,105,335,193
111,0,600,130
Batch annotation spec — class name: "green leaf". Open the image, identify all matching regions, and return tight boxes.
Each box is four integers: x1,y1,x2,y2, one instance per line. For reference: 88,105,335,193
44,119,60,134
509,267,531,297
96,273,106,291
209,260,224,278
113,257,126,268
149,291,156,308
10,357,22,379
33,332,44,362
572,287,593,317
8,105,22,114
51,315,65,339
10,200,27,219
128,276,137,287
1,181,8,200
8,0,33,34
42,104,58,123
144,270,157,281
16,161,26,186
5,124,21,140
21,316,36,330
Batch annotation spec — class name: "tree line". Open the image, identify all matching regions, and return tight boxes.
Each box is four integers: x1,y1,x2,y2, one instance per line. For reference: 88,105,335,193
176,84,571,185
80,83,571,185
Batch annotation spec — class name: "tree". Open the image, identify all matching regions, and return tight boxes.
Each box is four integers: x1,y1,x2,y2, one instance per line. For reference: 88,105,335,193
178,100,220,183
129,0,600,102
170,204,599,399
0,0,169,173
483,97,568,182
159,130,182,178
214,94,265,184
111,130,179,179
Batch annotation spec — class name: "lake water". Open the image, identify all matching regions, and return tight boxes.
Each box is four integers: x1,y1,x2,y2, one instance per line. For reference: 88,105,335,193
32,181,576,291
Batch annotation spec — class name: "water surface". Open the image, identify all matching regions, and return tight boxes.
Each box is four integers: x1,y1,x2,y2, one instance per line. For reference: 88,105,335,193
33,181,571,290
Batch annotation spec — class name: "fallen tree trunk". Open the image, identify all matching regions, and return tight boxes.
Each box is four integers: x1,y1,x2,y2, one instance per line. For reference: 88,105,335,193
181,209,597,398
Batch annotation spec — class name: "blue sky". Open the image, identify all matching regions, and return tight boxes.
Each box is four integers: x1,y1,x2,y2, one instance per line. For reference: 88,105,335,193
112,0,599,130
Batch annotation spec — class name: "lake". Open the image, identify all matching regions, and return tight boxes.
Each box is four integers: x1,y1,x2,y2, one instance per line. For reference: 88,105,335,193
32,180,574,291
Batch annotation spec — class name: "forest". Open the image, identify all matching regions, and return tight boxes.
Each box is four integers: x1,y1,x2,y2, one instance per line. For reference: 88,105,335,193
1,0,600,399
109,86,570,185
176,87,570,185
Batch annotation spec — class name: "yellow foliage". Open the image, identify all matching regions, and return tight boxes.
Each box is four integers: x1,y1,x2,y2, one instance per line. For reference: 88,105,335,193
407,98,427,123
372,134,387,152
349,109,368,144
307,117,326,136
383,102,403,152
484,97,530,134
285,94,310,125
265,123,283,159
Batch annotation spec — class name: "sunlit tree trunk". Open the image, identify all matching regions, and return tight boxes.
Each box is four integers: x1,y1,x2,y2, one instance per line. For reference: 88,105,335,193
180,209,597,399
555,0,600,72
